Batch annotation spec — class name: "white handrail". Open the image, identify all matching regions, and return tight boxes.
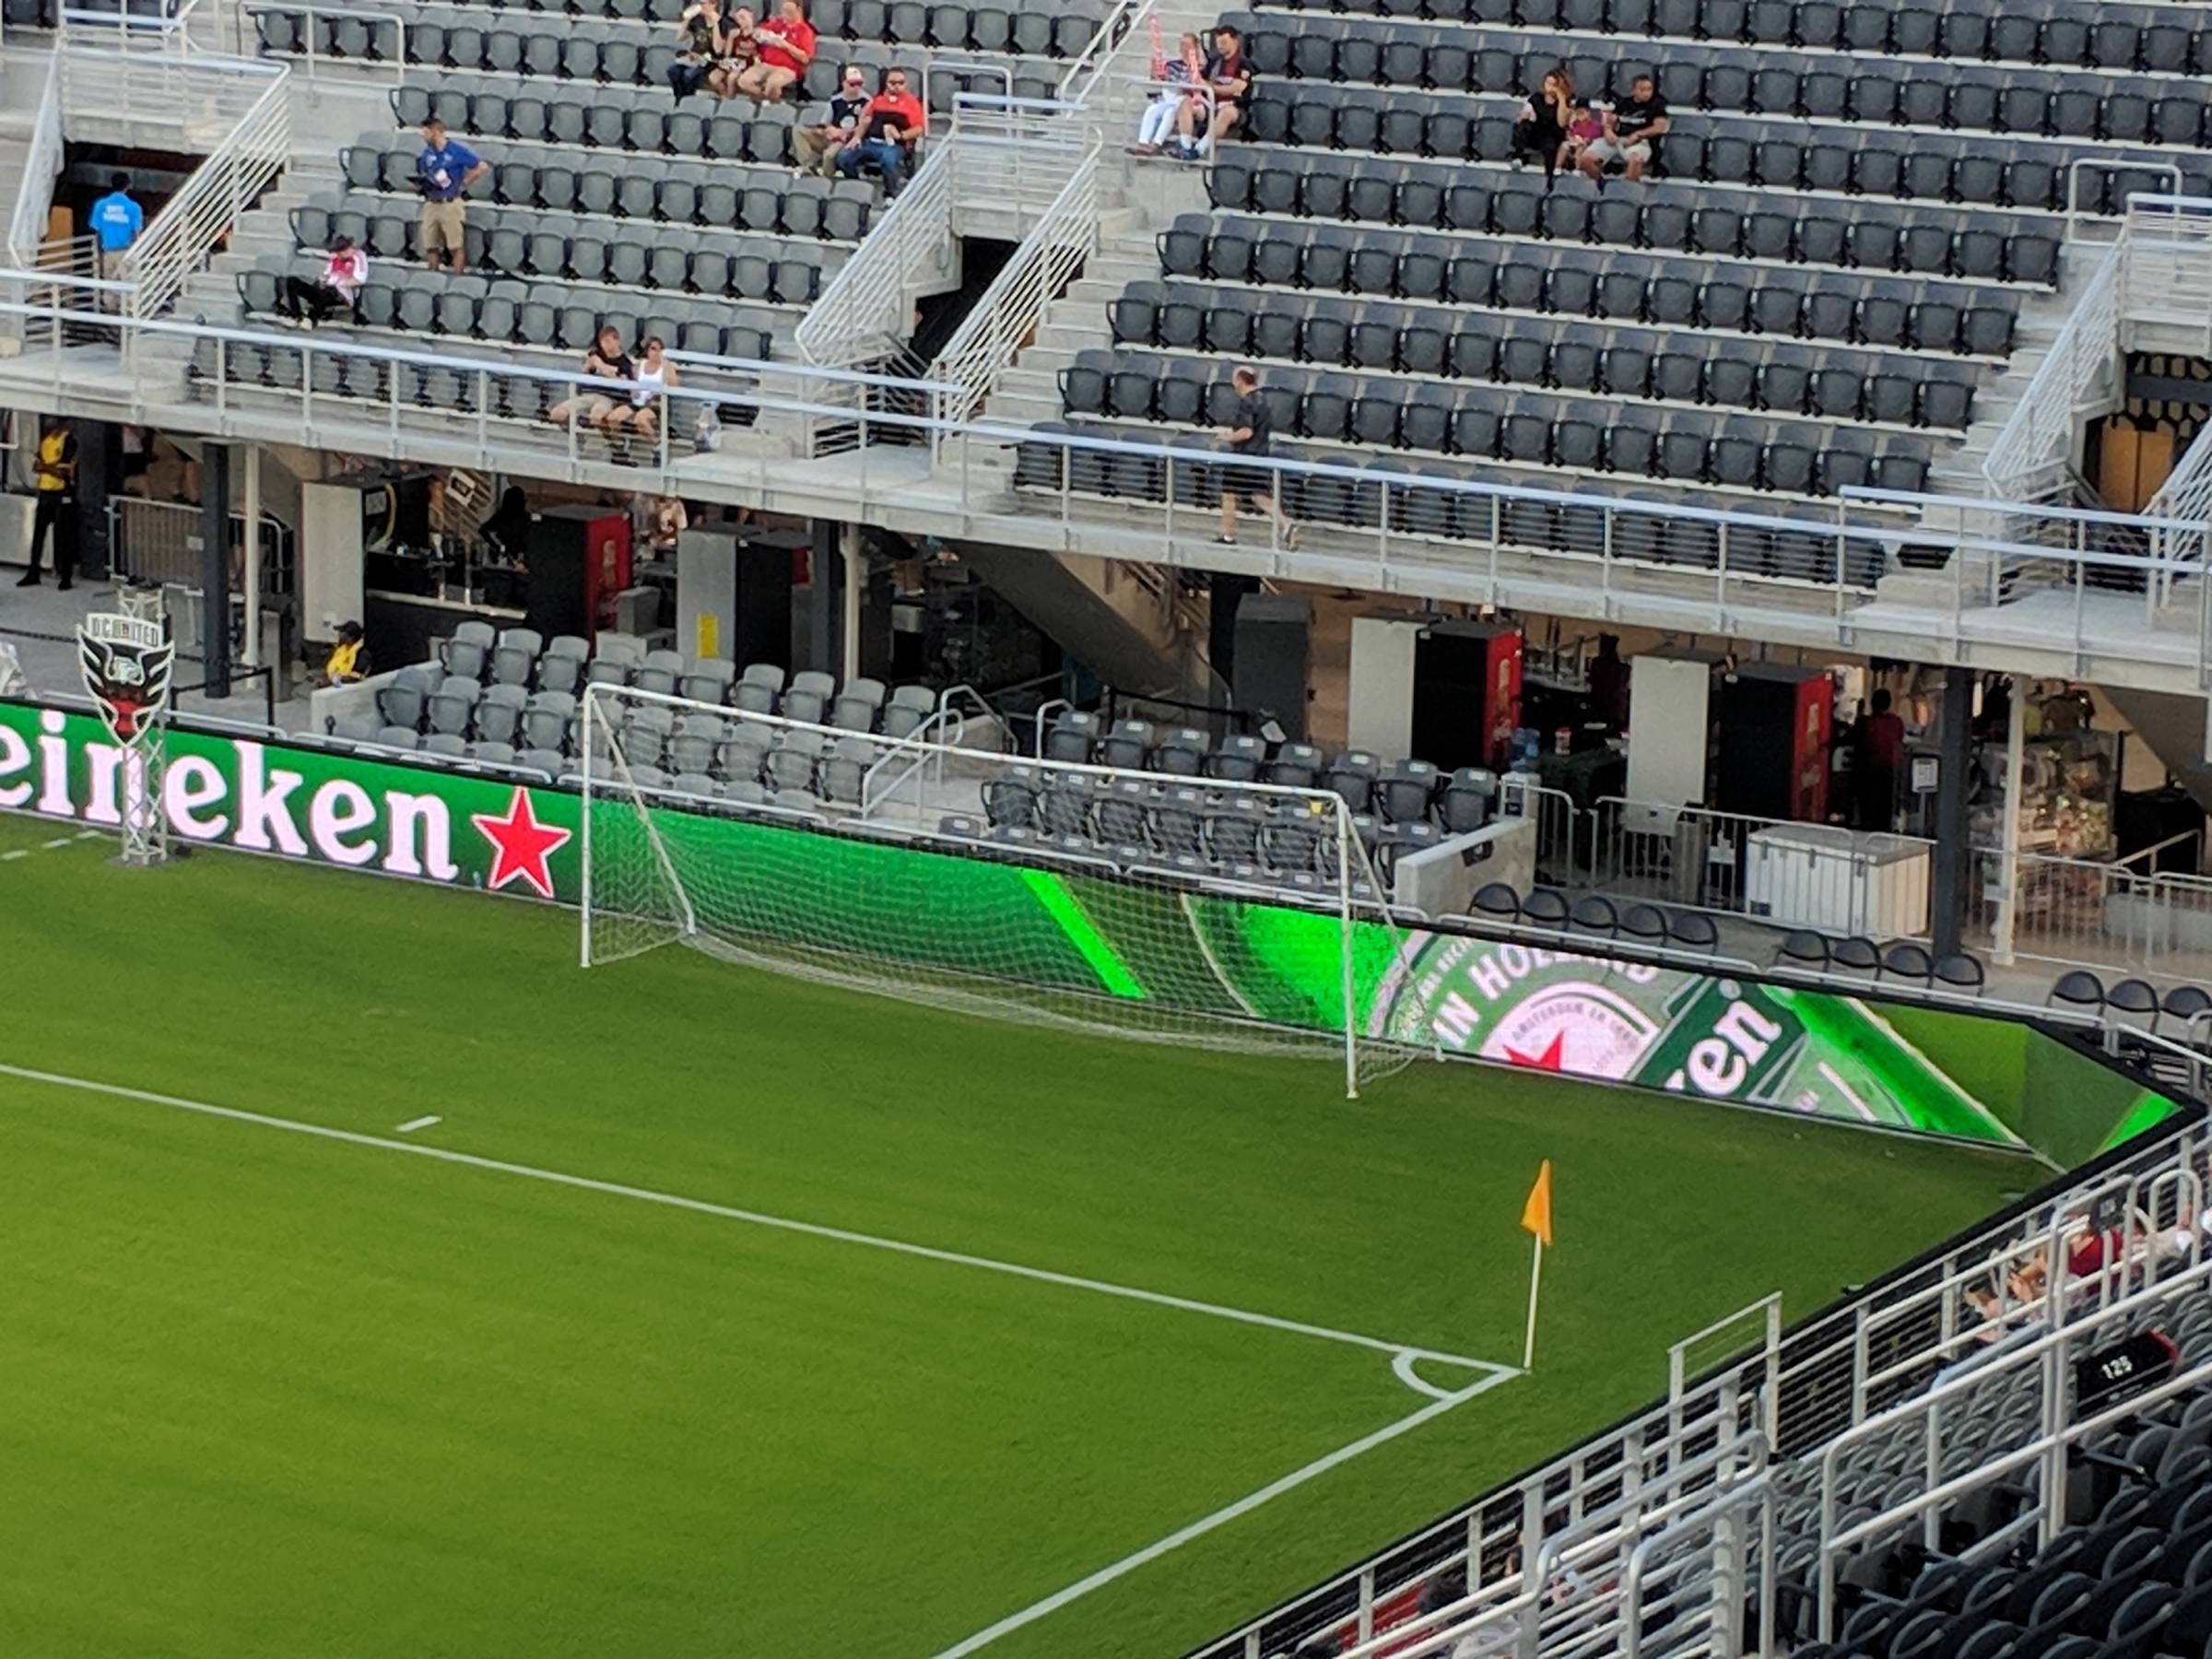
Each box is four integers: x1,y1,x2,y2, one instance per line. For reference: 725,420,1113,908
120,57,291,321
241,1,407,80
793,136,952,370
5,55,64,265
1983,239,2122,503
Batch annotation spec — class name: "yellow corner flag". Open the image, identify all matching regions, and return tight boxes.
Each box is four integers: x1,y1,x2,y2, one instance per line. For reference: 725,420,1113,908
1521,1161,1552,1371
1521,1159,1554,1248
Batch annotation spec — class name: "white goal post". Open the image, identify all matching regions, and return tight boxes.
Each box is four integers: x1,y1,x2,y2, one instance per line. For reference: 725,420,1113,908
578,682,1411,1097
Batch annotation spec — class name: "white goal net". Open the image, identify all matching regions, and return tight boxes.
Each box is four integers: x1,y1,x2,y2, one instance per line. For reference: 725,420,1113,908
580,683,1411,1095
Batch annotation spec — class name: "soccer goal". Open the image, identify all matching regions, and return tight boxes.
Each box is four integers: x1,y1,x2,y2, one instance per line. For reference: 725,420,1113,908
579,682,1411,1095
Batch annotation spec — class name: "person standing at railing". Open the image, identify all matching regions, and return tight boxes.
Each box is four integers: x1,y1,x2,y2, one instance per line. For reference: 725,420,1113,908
835,67,927,198
88,173,144,315
414,118,489,276
16,418,79,591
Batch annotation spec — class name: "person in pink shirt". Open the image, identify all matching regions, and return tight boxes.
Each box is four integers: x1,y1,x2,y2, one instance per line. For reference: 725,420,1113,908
279,235,368,326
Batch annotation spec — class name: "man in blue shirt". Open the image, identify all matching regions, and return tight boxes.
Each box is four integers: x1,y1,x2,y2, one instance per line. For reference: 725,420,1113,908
414,118,488,274
88,173,143,310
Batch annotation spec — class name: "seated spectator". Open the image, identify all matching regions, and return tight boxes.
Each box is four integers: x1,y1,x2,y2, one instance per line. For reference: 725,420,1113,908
735,0,814,102
317,621,371,688
626,336,679,454
277,234,367,327
668,0,727,102
1172,25,1248,159
1564,100,1605,169
794,65,870,175
646,494,688,555
546,324,636,445
1578,73,1668,183
1129,23,1204,156
835,67,926,197
1512,68,1573,183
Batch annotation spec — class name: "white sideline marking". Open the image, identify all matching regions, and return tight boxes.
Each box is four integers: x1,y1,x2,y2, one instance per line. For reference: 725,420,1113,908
41,838,72,850
394,1115,441,1134
0,1061,1517,1385
931,1371,1516,1659
0,850,24,862
75,830,104,841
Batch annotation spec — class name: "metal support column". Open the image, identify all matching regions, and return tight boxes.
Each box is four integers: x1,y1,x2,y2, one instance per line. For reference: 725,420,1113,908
1930,666,1973,959
241,443,262,669
808,517,841,674
1994,676,2027,964
199,441,232,698
840,522,862,685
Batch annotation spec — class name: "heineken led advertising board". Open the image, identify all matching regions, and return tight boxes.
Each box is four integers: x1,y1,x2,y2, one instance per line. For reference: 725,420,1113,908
1,700,2179,1162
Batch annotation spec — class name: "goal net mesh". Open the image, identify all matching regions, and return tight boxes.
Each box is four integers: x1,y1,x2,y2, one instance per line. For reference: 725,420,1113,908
581,684,1413,1094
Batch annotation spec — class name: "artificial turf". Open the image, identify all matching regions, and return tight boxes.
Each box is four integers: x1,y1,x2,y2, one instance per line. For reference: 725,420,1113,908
0,810,2033,1658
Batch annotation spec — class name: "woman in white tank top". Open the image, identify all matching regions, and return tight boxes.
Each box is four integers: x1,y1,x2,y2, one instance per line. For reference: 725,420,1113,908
629,336,680,451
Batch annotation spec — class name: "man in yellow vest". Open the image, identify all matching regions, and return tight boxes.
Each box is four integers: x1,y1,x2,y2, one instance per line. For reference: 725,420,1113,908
17,418,78,590
318,620,370,687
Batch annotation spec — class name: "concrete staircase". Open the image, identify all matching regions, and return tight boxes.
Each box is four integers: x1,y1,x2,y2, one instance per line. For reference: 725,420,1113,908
0,54,53,256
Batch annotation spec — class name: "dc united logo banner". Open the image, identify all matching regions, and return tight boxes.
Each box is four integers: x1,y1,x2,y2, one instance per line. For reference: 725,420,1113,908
76,613,176,747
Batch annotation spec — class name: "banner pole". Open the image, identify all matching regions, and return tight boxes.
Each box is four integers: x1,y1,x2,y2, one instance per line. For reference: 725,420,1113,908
1522,1233,1544,1371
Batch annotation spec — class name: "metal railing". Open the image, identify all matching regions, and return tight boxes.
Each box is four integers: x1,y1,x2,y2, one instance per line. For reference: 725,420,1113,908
7,283,2212,688
1983,238,2122,505
118,53,290,321
792,134,952,371
2065,158,2185,237
4,53,64,265
54,37,283,134
931,128,1100,422
241,1,406,79
2145,418,2212,574
1053,0,1153,105
2117,193,2212,358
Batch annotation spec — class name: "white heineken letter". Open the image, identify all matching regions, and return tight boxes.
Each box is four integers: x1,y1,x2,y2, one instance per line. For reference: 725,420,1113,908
309,780,380,866
81,743,127,826
36,708,71,818
0,725,31,808
164,756,229,841
383,791,458,880
233,742,309,855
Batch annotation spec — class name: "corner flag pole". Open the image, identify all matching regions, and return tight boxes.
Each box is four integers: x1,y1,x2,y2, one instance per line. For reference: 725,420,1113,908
1520,1160,1554,1371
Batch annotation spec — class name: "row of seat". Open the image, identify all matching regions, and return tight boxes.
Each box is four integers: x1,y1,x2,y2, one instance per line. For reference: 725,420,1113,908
1259,0,2201,76
302,198,840,303
1239,88,2212,210
1230,19,2212,140
1160,217,2046,327
368,0,1113,58
1775,927,1988,991
1109,285,1988,414
1062,356,1933,494
239,265,780,365
1203,156,2061,285
1015,418,1890,584
1464,883,1725,949
977,773,1418,885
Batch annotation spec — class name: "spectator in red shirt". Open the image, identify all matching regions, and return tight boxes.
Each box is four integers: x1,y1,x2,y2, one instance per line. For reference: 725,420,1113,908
835,67,926,196
735,0,815,102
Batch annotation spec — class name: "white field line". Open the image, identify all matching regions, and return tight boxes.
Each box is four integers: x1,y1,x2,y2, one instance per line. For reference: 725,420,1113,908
0,1061,1519,1385
932,1370,1517,1659
394,1115,441,1134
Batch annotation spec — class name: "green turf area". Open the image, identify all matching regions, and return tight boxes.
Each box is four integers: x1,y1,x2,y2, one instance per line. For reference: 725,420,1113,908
0,819,2033,1658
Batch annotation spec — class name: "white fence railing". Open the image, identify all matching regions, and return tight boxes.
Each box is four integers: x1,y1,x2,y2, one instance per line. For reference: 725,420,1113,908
55,38,282,135
123,58,289,321
5,53,65,265
792,135,954,371
1983,239,2123,505
932,127,1100,422
2118,193,2212,358
240,1,406,79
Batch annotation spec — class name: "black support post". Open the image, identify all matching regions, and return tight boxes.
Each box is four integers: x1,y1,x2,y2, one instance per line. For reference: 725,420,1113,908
807,517,841,674
1929,665,1973,959
199,441,232,700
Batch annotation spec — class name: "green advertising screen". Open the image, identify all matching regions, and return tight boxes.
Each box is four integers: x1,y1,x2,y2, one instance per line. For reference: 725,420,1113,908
2,699,2180,1164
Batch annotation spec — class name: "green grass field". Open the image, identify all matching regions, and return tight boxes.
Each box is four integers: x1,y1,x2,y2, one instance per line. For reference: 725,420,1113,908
0,807,2035,1658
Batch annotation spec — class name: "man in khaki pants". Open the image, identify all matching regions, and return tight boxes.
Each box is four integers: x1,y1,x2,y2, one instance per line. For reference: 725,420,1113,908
414,118,488,274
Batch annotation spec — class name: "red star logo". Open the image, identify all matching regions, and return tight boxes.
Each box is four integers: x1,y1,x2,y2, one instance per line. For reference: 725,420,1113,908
471,787,572,899
1504,1030,1570,1071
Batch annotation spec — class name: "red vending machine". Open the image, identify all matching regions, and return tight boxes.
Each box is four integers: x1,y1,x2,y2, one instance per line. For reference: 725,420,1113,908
1715,664,1833,822
1410,619,1524,771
